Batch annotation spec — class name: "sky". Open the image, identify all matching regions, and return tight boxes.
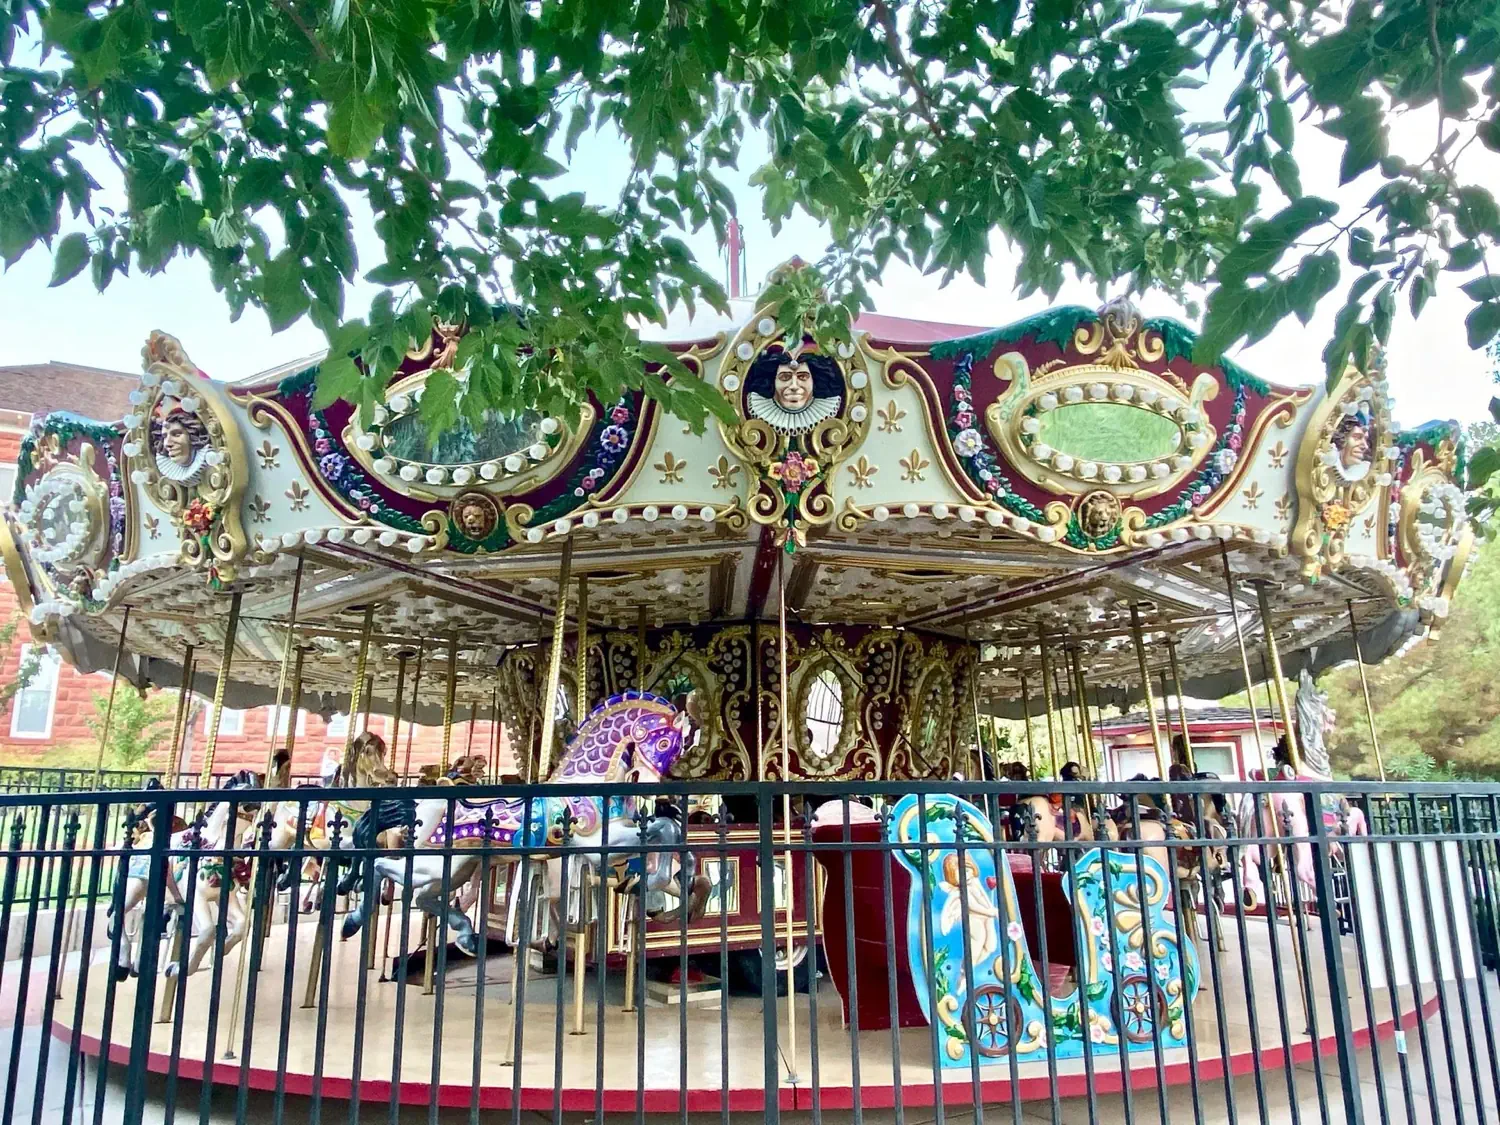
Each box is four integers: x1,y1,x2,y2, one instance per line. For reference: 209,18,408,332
1,62,1496,431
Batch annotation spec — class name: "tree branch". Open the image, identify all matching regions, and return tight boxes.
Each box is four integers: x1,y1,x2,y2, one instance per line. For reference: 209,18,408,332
866,0,947,141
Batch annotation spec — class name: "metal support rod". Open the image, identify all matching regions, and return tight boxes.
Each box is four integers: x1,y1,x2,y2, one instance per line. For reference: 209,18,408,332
965,628,988,781
1254,581,1302,773
345,604,375,755
441,631,459,774
1166,639,1196,772
168,640,194,782
576,576,589,723
201,592,244,786
402,644,424,779
1070,647,1098,779
489,686,501,780
1036,631,1060,777
1129,603,1169,778
260,557,305,780
636,605,648,691
776,551,798,1079
389,651,411,772
1218,541,1269,775
90,606,132,786
1346,599,1388,781
537,539,574,780
284,647,307,766
1019,669,1037,778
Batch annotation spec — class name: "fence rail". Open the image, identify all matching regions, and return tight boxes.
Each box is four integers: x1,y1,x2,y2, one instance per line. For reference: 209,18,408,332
0,778,1497,1124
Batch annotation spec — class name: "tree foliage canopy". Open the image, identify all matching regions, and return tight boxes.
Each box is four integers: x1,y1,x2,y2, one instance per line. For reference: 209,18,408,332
3,0,1499,432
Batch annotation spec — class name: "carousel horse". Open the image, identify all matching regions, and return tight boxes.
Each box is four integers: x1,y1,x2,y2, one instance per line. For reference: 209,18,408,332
108,771,262,980
339,691,709,956
263,731,400,909
1235,671,1368,909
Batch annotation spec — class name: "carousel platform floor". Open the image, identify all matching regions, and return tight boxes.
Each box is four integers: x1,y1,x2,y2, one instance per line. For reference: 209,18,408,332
50,915,1437,1114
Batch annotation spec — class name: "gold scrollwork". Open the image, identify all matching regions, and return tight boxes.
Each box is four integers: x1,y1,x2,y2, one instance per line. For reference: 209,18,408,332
125,332,250,584
1290,360,1395,580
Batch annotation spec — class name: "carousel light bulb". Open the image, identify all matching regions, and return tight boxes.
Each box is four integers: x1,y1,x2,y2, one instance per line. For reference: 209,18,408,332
1160,396,1181,414
356,434,377,451
1088,383,1108,400
699,506,715,523
528,443,548,461
503,455,524,473
452,467,474,485
1151,462,1171,479
1078,462,1098,479
1033,443,1053,462
425,467,447,485
1036,525,1057,541
378,531,399,547
122,441,141,458
160,380,181,397
352,528,372,545
280,532,300,548
984,509,1004,527
303,528,322,544
956,505,975,522
735,342,754,361
902,502,920,519
671,504,688,521
850,404,867,422
140,370,160,388
526,527,544,543
327,527,346,543
475,462,497,481
931,503,949,520
1063,386,1084,404
130,469,148,485
1011,515,1031,533
1112,384,1135,402
757,318,776,336
128,390,146,407
1037,393,1058,412
873,506,890,521
1145,531,1166,548
1170,527,1190,543
642,505,659,521
581,511,600,529
612,507,629,523
539,417,559,435
372,406,388,425
1214,524,1233,539
850,371,868,390
1021,417,1041,435
399,464,420,482
1137,388,1159,406
406,536,426,553
389,395,411,413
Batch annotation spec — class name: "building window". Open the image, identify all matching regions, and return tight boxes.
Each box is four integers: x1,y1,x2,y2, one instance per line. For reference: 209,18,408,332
326,712,350,738
9,645,60,739
271,705,306,739
202,701,245,737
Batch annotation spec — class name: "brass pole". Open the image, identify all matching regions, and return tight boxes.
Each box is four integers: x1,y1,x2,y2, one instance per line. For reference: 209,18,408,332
1346,600,1387,782
1128,603,1169,779
361,673,375,733
1050,654,1076,768
1019,669,1038,778
441,631,459,774
1166,639,1196,772
91,606,132,786
345,604,376,755
1218,541,1269,775
964,629,988,781
636,605,648,691
260,557,305,779
1071,648,1099,779
465,700,479,759
537,540,574,779
776,551,798,1079
168,642,194,782
1254,582,1302,773
1036,630,1060,777
402,644,424,780
576,576,590,723
489,686,501,779
389,650,411,772
284,648,307,766
225,559,304,1057
200,593,243,786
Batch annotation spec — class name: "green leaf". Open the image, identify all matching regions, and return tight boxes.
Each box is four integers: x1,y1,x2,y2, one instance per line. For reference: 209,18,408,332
1466,301,1500,350
48,232,90,287
261,251,309,332
311,353,360,411
1267,97,1294,149
1468,445,1500,489
1462,277,1500,303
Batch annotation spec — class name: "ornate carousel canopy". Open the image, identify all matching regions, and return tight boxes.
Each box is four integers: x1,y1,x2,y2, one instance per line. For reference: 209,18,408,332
1,285,1473,778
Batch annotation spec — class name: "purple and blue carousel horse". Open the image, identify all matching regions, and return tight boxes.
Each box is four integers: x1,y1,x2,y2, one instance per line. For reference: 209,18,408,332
341,691,695,955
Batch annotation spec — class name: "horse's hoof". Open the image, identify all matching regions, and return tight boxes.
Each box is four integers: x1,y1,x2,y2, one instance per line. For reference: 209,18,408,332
456,934,478,958
340,914,363,941
111,963,129,983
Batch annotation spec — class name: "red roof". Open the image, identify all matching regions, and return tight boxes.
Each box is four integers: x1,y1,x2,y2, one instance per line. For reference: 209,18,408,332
0,362,137,421
852,312,993,344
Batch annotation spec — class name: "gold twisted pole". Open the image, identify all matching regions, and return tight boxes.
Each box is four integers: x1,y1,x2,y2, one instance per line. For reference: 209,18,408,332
576,576,590,721
1128,603,1169,778
441,631,459,774
402,644,424,779
964,628,989,780
1166,638,1196,772
1346,599,1387,781
1218,541,1269,773
389,650,411,773
345,604,375,753
284,647,307,765
168,641,194,782
1019,668,1037,778
91,606,132,787
200,593,243,786
1254,581,1302,773
1036,629,1060,777
776,551,798,1080
537,539,573,779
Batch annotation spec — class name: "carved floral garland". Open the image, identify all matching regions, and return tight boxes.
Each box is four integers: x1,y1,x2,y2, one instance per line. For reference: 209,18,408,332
947,352,1249,549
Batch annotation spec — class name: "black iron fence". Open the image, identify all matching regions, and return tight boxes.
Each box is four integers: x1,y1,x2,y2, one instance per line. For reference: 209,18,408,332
1,779,1498,1123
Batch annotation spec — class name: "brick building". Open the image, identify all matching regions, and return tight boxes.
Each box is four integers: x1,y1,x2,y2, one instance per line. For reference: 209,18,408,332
0,361,514,779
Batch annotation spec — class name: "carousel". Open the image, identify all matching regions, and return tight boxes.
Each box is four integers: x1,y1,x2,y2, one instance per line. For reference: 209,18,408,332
2,266,1475,1111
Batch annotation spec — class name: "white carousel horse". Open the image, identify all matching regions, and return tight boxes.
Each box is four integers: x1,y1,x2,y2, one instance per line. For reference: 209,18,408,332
108,771,261,979
339,691,706,957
